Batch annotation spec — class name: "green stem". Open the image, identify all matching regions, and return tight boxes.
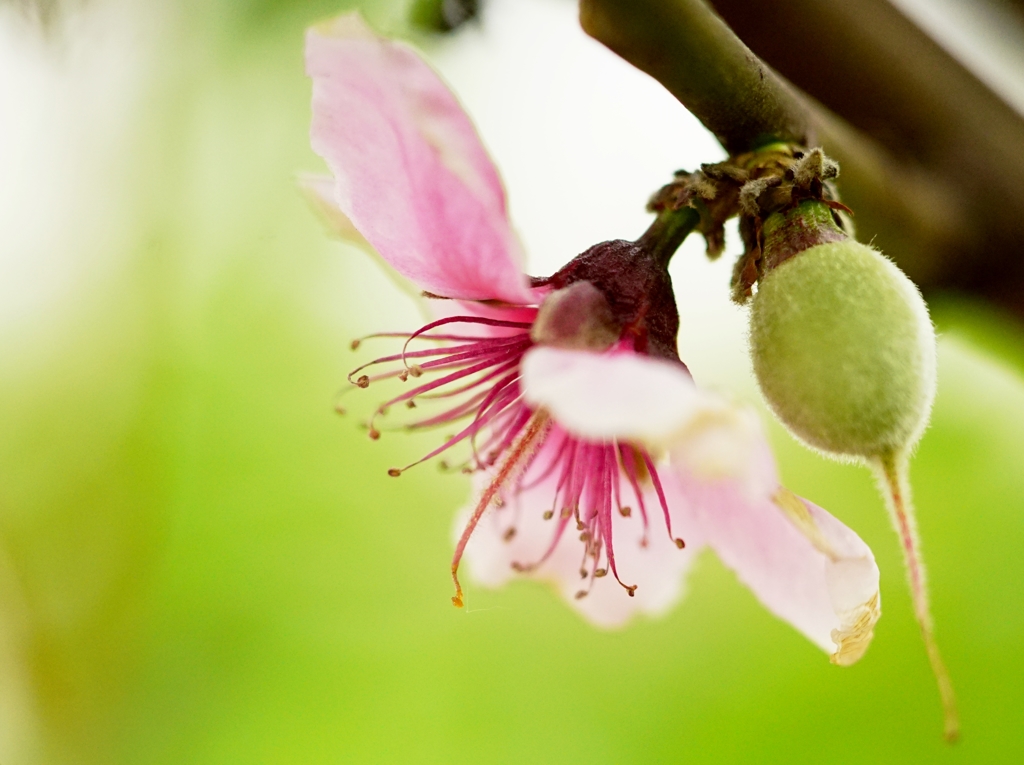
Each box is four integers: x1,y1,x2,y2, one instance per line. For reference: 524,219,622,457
635,206,700,270
874,451,959,743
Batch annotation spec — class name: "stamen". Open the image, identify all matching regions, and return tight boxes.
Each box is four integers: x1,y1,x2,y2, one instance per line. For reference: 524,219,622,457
366,356,521,441
618,446,651,540
451,412,551,608
400,315,532,365
594,445,638,597
349,343,489,379
333,382,365,416
518,431,571,491
348,334,529,405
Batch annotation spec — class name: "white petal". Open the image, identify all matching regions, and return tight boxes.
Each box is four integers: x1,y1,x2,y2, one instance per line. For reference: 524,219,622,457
521,347,713,445
672,457,881,664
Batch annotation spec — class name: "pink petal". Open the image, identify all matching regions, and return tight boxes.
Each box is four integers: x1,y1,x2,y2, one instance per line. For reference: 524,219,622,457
299,171,429,302
670,439,880,665
458,428,701,627
520,347,718,446
306,14,532,304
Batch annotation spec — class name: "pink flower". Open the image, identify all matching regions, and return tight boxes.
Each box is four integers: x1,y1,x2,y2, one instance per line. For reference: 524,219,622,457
305,13,880,664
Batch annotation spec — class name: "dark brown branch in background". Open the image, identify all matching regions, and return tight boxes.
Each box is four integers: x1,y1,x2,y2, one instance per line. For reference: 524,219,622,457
581,0,1024,318
710,0,1024,316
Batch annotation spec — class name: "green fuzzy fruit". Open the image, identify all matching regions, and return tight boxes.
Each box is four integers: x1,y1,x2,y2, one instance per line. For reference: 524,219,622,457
750,238,936,459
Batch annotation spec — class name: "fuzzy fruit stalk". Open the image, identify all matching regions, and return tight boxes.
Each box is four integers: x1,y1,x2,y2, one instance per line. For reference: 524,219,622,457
749,199,958,741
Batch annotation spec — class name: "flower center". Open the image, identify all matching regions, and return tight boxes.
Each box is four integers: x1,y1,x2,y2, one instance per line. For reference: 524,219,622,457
534,238,686,363
346,239,692,607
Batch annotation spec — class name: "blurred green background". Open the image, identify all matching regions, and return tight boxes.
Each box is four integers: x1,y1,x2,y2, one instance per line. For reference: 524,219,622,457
1,0,1023,763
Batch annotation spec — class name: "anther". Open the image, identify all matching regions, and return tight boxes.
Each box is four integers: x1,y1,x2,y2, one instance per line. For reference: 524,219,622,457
674,538,686,549
387,468,401,477
579,532,590,542
511,562,526,572
576,521,586,532
595,568,607,578
626,585,637,597
350,339,361,350
619,506,632,517
579,568,588,579
574,590,588,600
334,405,346,416
451,562,465,608
368,428,381,441
406,400,416,409
409,364,423,378
542,510,554,520
355,375,370,388
398,370,409,382
503,527,516,542
560,507,572,519
494,497,505,509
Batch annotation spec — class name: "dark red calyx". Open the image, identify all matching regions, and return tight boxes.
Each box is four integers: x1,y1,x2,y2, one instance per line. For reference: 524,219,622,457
533,239,684,365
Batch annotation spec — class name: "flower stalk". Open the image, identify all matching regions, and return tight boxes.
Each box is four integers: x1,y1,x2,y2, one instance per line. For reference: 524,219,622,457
635,206,700,270
874,453,959,742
